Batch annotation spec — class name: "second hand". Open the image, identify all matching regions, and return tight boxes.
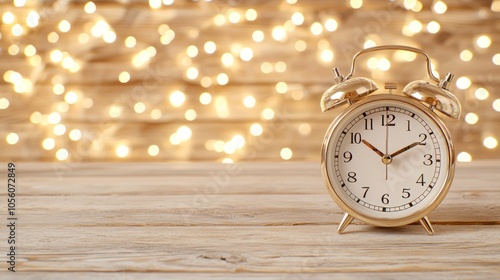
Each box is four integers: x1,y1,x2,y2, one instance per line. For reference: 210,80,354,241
385,107,389,181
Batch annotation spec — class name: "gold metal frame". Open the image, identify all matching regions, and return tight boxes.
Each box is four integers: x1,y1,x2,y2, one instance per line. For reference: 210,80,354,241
321,94,456,234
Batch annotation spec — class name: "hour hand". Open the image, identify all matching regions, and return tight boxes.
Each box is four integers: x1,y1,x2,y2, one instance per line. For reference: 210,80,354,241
362,139,384,157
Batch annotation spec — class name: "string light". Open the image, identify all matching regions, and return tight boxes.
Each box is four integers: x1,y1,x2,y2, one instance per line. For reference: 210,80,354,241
0,1,496,163
457,152,472,162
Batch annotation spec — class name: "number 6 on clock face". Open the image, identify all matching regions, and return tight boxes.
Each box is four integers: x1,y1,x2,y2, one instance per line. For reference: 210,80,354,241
321,94,455,229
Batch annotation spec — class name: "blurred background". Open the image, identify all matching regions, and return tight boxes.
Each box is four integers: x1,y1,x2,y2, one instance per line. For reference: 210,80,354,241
0,0,499,162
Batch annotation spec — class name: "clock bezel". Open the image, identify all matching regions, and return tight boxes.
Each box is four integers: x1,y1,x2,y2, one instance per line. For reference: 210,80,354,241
321,94,456,227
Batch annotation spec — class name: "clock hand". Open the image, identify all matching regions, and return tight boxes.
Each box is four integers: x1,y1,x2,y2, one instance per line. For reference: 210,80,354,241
390,141,426,158
361,139,384,157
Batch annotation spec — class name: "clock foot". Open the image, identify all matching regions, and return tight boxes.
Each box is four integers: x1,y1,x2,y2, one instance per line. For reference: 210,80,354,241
419,216,435,235
337,213,354,234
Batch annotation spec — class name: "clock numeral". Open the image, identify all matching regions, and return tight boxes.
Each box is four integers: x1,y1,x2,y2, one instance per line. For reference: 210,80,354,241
419,133,427,145
381,114,396,126
381,193,390,205
423,154,433,166
402,188,411,199
347,172,357,183
406,120,411,131
364,118,373,130
350,132,361,144
416,173,426,186
343,151,353,163
362,187,369,198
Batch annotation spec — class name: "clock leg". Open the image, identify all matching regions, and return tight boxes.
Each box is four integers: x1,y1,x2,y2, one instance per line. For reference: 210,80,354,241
337,213,354,234
419,216,435,235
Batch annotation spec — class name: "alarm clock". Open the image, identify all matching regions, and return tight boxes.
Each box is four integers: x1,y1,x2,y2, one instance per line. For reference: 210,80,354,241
320,45,461,235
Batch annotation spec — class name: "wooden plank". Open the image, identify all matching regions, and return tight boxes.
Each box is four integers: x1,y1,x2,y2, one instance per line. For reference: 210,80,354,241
10,225,500,274
1,162,499,277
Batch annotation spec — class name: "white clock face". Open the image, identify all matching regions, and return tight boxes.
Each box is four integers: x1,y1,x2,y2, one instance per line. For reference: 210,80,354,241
323,95,453,223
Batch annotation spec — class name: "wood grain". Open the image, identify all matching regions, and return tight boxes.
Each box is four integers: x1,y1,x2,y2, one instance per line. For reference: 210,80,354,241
0,161,499,278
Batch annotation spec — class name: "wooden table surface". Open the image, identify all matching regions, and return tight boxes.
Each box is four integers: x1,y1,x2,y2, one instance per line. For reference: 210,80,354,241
1,161,500,279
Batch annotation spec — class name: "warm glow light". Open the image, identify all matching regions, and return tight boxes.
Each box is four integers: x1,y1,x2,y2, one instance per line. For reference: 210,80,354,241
26,11,40,27
186,67,199,80
134,102,146,113
243,96,256,108
65,91,78,104
8,44,19,56
48,32,59,43
232,134,245,149
215,96,229,118
457,152,472,162
221,52,235,66
245,9,257,21
58,20,71,33
252,30,264,42
12,24,24,36
275,61,287,72
426,21,440,33
483,137,498,149
42,138,56,150
103,30,117,43
476,35,491,48
408,20,422,33
56,149,69,160
116,145,129,158
3,12,15,24
109,105,123,118
350,0,363,9
321,49,334,62
185,109,197,121
24,45,36,57
6,133,19,145
69,129,82,141
150,108,162,120
310,22,323,35
493,99,500,112
170,91,186,107
149,0,162,9
325,18,338,32
240,47,253,61
217,73,229,85
54,124,66,136
364,40,376,49
85,1,97,13
295,40,307,52
53,84,65,95
119,71,131,83
433,1,447,14
276,82,288,94
213,14,226,26
262,108,275,120
0,98,9,110
14,0,26,6
30,112,42,124
250,123,263,136
460,50,473,62
464,113,478,124
200,92,212,105
377,58,391,71
475,88,489,100
204,41,216,54
493,54,500,65
298,123,312,135
291,12,304,25
148,145,160,156
272,26,286,41
280,147,293,160
261,62,273,73
125,36,136,48
187,45,198,57
456,77,471,89
48,112,62,124
177,126,192,141
228,11,241,24
91,19,110,37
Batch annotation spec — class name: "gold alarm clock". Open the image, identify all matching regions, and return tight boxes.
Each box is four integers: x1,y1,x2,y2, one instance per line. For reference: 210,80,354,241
320,45,461,235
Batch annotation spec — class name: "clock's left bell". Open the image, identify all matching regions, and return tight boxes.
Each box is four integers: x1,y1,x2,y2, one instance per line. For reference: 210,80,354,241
321,68,379,112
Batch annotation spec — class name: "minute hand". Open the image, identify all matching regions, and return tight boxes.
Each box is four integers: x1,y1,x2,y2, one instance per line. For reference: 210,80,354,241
390,141,425,158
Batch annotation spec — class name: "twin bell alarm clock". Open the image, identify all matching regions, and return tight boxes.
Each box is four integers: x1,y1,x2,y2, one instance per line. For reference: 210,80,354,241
320,45,461,235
